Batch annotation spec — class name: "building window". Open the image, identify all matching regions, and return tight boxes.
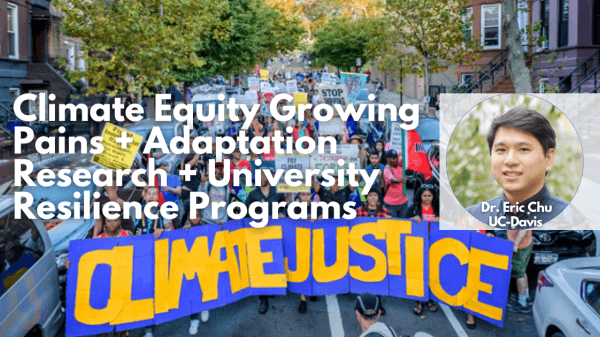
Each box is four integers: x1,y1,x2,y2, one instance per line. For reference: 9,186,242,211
541,0,550,48
7,3,19,59
461,73,474,84
9,88,20,104
482,4,502,49
558,0,569,47
77,46,85,71
463,7,473,42
539,78,549,93
65,42,75,69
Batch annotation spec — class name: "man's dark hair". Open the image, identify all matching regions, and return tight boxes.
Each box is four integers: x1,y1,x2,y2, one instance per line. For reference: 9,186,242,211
486,107,556,155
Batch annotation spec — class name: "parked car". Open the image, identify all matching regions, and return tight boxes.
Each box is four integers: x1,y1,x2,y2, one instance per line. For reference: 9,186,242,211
414,116,439,154
0,195,64,337
533,257,600,337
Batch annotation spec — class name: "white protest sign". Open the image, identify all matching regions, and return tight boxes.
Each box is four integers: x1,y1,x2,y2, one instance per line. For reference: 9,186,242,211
318,119,345,136
248,77,260,91
275,152,310,193
309,144,361,172
322,73,332,83
390,122,404,153
286,80,298,93
320,85,349,107
261,81,275,93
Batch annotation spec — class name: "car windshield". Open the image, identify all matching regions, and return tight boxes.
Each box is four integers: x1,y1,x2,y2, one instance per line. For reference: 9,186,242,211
357,90,370,101
416,120,440,141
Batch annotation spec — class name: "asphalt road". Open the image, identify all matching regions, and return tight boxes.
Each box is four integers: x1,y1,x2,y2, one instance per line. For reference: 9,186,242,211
58,292,537,337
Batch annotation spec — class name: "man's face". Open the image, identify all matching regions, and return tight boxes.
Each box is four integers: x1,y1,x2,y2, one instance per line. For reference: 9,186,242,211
369,154,380,167
388,155,398,166
189,211,202,226
233,150,241,160
299,192,312,203
215,166,224,179
261,172,269,187
158,164,169,174
144,187,160,203
490,126,555,199
351,139,361,146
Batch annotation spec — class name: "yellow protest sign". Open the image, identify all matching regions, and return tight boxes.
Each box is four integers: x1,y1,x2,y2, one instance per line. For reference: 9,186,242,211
293,93,307,110
260,70,269,80
92,123,143,171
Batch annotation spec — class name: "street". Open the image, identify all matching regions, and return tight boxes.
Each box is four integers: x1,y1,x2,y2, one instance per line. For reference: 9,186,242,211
59,293,536,337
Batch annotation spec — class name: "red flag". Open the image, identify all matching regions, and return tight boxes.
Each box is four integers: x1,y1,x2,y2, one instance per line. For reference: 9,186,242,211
406,129,432,180
254,65,260,74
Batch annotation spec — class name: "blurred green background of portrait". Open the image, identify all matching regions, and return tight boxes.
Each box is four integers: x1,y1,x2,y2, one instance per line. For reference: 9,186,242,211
448,94,583,207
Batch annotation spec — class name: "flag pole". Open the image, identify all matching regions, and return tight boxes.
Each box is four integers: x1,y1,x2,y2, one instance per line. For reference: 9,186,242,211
401,128,406,197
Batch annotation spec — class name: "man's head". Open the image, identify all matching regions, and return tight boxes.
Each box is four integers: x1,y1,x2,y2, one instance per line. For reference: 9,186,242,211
233,146,242,160
298,192,312,203
144,186,160,203
486,107,556,200
158,161,170,174
386,150,398,167
189,209,202,226
369,152,380,167
354,293,380,327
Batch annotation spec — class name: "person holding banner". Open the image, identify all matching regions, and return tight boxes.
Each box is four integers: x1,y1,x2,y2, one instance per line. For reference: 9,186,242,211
311,175,359,219
383,150,409,219
245,167,287,314
198,163,230,226
407,184,439,315
295,191,322,314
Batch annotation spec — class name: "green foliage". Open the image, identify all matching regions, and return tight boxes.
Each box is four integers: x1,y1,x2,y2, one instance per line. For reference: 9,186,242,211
173,0,305,83
367,0,481,93
312,16,374,70
448,95,583,207
55,0,230,95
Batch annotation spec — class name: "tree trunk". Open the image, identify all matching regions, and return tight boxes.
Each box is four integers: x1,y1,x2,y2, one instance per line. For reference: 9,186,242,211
502,0,532,93
183,82,188,105
424,57,429,100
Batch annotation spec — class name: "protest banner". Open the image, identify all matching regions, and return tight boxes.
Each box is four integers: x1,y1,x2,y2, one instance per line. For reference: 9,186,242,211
248,77,260,91
293,93,307,110
65,219,513,337
92,123,143,171
321,72,332,83
260,70,269,80
286,80,298,93
275,152,310,193
340,72,368,103
309,144,360,172
320,85,349,106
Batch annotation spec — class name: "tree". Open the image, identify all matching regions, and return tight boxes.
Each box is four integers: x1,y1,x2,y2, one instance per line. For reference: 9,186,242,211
313,16,374,70
55,0,229,96
172,0,304,102
367,0,480,98
502,0,533,93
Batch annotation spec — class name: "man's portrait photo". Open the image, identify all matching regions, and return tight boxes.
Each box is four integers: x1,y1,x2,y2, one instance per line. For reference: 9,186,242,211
447,94,583,230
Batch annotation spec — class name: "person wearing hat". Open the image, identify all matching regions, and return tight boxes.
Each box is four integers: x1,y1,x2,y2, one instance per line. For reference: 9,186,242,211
347,135,369,169
244,166,288,314
354,293,399,337
383,149,409,219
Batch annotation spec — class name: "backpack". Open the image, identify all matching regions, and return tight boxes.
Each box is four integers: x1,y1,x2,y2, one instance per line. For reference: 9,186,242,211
363,324,399,337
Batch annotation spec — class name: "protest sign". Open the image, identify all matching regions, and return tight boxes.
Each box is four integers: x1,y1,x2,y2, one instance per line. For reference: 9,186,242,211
248,78,260,91
260,70,269,80
286,80,298,93
275,152,310,193
320,85,349,106
66,219,513,337
310,144,360,172
261,104,270,117
322,73,332,83
340,72,368,103
390,122,404,153
260,81,274,93
92,123,142,171
318,118,345,136
293,93,307,110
